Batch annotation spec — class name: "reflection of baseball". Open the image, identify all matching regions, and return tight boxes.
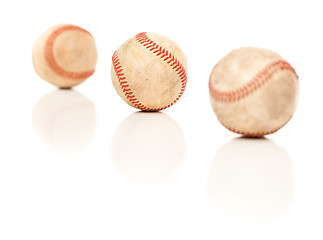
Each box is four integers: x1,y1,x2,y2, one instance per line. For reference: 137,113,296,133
209,47,299,137
208,138,294,222
32,90,97,153
111,32,188,111
111,112,185,185
33,24,97,88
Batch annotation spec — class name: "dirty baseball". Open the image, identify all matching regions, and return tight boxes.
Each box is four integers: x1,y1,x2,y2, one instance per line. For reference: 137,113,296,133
209,47,299,137
32,24,97,88
111,32,188,111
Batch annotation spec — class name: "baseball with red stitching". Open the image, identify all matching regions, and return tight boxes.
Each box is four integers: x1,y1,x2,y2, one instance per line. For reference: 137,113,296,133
209,47,299,137
111,32,188,111
33,24,97,88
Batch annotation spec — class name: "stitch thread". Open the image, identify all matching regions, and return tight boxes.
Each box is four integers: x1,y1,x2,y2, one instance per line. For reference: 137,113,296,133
209,60,298,103
111,32,187,111
209,60,298,136
112,51,152,111
44,25,95,80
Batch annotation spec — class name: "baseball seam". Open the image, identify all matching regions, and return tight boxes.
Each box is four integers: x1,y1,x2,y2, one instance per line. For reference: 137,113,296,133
209,60,298,136
112,32,187,111
112,51,152,111
44,25,95,80
209,60,298,102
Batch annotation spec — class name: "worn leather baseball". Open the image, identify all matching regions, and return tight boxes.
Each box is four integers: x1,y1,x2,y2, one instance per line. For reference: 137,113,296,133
209,47,299,137
33,24,97,88
111,32,188,111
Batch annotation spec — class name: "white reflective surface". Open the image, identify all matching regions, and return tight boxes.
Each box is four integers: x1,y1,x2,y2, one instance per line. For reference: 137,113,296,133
0,0,323,239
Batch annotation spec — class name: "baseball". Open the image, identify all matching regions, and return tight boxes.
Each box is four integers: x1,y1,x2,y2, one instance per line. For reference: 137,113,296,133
32,24,97,88
111,32,188,111
209,47,299,137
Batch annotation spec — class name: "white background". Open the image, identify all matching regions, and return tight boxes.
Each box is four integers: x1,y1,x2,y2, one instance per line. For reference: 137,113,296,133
0,0,322,239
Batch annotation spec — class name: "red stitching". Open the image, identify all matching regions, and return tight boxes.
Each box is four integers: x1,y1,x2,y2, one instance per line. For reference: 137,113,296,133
44,25,95,80
209,60,298,103
112,51,151,111
111,32,187,111
209,60,298,136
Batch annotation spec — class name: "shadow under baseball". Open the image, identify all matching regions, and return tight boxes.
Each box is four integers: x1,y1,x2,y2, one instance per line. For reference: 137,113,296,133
208,137,295,223
32,89,97,153
111,112,186,185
